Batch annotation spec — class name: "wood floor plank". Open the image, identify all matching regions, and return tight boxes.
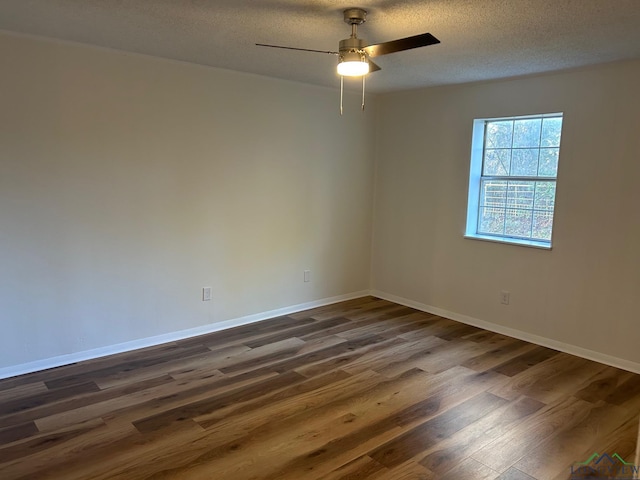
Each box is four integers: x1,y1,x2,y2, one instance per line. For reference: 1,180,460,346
418,395,545,476
43,344,212,390
438,457,500,480
0,343,183,390
132,370,307,433
497,467,537,480
215,336,306,374
488,352,609,403
0,381,100,417
110,370,429,479
490,346,560,377
0,421,38,445
0,381,48,404
396,317,465,342
342,303,417,322
0,417,106,460
339,337,447,377
470,395,596,473
193,315,315,348
133,367,445,479
242,317,351,348
512,401,630,479
603,374,640,410
573,366,636,404
0,374,174,431
435,322,484,341
303,298,394,322
369,460,435,479
549,412,640,480
254,334,389,376
105,366,279,426
462,338,539,373
370,391,508,469
379,336,491,376
256,368,490,479
0,418,123,478
292,336,409,378
332,310,431,340
287,296,382,321
0,297,638,480
20,420,200,480
318,455,387,480
35,373,222,432
93,343,249,389
194,368,377,431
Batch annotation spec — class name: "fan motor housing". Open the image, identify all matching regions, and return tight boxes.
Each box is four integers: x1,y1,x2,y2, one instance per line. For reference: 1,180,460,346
339,36,366,54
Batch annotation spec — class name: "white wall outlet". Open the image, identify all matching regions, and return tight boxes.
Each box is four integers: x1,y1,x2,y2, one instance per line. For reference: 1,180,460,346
303,270,311,282
202,287,212,302
501,290,510,305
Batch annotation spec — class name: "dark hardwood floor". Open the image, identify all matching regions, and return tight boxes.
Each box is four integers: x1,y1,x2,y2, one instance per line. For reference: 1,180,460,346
0,296,638,479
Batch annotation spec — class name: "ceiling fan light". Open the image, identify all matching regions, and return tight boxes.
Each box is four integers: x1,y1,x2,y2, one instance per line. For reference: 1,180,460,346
337,60,370,76
337,50,369,77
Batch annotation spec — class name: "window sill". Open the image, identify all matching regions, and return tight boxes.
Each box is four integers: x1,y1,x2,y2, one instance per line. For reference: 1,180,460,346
464,233,552,250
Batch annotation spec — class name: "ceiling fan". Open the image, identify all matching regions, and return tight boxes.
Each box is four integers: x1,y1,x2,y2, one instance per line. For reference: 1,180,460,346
256,7,440,113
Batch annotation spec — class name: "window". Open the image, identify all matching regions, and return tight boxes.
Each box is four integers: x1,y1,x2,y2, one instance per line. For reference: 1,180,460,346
465,113,563,248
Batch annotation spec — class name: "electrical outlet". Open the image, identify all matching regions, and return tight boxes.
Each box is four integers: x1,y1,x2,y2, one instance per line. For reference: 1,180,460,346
501,290,510,305
202,287,212,302
304,270,311,282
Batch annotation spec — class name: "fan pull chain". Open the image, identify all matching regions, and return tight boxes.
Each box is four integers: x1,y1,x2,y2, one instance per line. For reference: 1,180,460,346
340,75,344,115
362,74,366,110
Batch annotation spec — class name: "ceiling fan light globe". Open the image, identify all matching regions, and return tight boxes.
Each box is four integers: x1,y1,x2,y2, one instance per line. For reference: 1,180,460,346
337,60,370,76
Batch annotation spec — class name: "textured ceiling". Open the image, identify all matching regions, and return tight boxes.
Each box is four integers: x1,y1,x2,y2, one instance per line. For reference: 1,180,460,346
1,0,639,93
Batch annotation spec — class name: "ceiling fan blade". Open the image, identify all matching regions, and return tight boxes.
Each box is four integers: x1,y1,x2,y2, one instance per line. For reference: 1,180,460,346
364,33,440,58
368,59,381,72
256,43,338,55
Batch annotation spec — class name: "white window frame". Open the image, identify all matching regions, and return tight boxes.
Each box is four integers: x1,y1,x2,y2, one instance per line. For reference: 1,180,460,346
465,113,563,249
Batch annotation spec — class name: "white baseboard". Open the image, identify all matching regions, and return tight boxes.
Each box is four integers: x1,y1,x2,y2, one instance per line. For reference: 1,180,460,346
6,289,638,380
0,290,370,380
371,290,640,375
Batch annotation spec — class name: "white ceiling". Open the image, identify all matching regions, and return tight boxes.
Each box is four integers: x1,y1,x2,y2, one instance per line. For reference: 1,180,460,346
1,0,639,93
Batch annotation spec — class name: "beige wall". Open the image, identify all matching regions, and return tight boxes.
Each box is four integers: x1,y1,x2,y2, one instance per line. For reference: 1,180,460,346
372,60,640,365
0,32,375,370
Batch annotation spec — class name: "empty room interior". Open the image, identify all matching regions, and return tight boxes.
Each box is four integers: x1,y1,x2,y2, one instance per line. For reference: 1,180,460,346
1,1,640,479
